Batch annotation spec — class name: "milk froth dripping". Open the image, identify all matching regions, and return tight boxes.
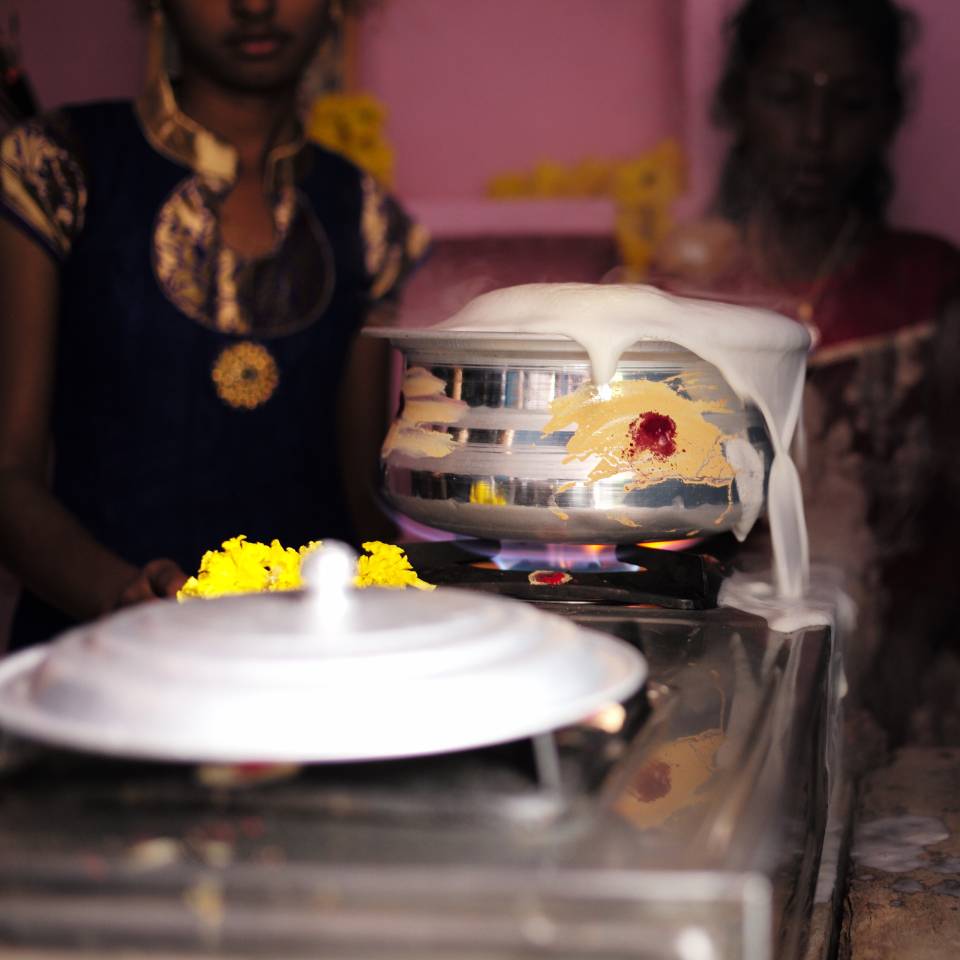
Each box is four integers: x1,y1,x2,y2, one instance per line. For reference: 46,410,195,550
440,283,811,599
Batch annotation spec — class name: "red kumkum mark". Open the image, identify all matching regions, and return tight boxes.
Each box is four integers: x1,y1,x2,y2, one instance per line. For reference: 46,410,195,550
632,759,672,802
626,411,678,459
528,570,572,586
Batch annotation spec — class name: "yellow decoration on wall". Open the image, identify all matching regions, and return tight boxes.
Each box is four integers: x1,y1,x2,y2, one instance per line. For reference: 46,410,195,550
488,157,617,199
487,139,685,279
306,92,395,187
611,141,684,206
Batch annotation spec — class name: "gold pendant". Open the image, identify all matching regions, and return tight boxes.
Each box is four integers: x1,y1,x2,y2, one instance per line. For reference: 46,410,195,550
211,341,279,410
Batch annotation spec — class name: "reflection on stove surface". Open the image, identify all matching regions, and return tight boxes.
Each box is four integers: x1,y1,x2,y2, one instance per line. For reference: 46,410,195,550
0,601,833,960
0,688,648,829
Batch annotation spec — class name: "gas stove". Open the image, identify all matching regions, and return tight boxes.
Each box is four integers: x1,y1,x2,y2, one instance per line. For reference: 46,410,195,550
0,540,835,960
402,538,729,609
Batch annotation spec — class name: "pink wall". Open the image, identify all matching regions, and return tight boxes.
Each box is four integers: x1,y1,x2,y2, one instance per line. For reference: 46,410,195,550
676,0,736,221
358,0,684,201
11,0,960,245
13,0,146,110
679,0,960,244
889,0,960,244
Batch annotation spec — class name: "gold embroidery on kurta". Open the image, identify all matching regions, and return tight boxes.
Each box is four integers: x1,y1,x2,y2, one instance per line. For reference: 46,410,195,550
406,221,431,262
152,178,333,335
137,68,420,334
211,341,280,409
0,122,87,258
361,173,389,283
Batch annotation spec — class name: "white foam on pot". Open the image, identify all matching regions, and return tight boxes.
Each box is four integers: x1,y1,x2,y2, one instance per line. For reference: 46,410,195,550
439,283,811,599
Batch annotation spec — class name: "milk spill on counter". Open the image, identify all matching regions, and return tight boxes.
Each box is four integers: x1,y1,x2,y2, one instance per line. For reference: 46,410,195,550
439,283,812,600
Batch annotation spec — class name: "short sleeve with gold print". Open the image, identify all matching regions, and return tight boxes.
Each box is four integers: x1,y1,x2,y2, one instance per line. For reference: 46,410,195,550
0,115,87,260
359,173,430,302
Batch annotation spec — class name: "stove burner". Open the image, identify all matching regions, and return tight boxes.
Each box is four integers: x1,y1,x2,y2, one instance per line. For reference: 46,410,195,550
402,539,730,610
488,542,640,573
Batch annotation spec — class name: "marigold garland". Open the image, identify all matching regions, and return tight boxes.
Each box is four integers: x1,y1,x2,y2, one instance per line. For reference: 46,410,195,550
177,536,434,601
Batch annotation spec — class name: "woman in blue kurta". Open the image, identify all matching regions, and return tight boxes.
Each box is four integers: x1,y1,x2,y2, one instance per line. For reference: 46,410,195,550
0,0,426,649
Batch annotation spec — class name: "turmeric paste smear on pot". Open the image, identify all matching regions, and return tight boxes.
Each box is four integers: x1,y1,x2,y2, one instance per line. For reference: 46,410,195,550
541,378,735,489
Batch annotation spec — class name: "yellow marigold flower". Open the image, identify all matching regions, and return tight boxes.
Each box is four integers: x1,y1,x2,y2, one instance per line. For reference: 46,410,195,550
487,171,534,198
615,200,675,278
306,91,395,187
486,141,684,205
614,221,656,276
178,535,312,600
177,537,433,600
531,161,575,198
354,541,436,591
612,140,684,208
569,157,614,196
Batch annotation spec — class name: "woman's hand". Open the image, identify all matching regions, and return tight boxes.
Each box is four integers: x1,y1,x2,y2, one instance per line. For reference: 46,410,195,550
0,218,183,624
114,559,188,610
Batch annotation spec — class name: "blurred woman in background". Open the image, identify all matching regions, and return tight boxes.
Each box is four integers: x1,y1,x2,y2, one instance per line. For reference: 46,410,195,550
656,0,960,746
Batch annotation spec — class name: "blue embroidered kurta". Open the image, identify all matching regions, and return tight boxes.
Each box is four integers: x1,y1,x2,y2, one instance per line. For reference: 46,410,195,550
0,77,426,648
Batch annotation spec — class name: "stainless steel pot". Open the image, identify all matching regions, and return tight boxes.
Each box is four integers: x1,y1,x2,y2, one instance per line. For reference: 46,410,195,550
367,329,772,543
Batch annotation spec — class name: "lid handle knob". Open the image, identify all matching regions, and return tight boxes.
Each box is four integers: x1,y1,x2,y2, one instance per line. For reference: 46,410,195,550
301,541,358,641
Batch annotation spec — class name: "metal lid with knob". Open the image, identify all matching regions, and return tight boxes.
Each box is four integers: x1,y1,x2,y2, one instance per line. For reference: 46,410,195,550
0,542,646,762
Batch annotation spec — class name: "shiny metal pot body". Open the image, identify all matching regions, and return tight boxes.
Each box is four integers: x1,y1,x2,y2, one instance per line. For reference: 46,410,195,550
374,331,772,543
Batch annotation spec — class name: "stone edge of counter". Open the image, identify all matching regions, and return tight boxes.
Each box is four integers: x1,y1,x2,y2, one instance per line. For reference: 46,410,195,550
840,747,960,960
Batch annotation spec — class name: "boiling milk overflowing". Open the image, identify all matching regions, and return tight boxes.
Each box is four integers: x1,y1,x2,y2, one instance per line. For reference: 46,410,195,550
438,283,811,599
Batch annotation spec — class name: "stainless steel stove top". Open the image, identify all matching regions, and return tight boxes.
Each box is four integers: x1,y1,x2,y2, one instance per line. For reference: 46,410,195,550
0,600,834,960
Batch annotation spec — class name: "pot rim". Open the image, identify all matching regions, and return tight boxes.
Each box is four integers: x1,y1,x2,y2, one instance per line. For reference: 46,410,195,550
364,327,701,354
